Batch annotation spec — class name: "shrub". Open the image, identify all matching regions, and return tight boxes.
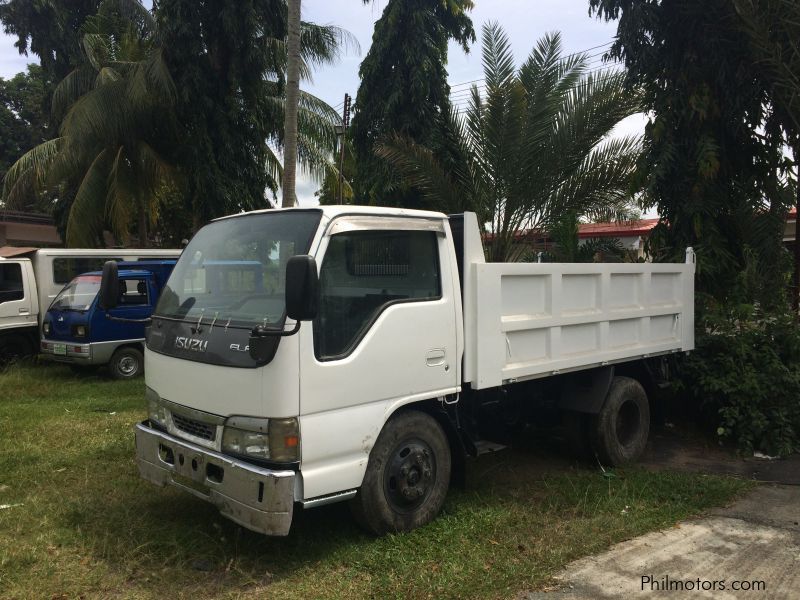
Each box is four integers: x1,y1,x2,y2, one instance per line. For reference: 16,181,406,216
676,298,800,456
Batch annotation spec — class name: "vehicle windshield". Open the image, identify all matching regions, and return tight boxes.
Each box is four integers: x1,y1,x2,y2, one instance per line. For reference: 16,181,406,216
50,275,101,311
155,210,322,327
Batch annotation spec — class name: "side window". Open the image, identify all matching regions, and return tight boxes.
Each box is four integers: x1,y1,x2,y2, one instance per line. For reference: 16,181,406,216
314,230,441,360
119,279,149,305
53,257,124,285
0,263,25,304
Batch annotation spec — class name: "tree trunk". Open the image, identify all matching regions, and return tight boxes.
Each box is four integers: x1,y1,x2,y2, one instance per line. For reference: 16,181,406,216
282,0,301,208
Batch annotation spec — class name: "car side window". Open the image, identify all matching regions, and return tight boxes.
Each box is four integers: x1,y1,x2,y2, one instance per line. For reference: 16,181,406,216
313,230,441,360
119,279,149,305
0,263,24,304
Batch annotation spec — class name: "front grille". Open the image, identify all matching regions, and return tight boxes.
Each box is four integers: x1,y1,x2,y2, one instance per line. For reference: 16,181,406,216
172,413,216,441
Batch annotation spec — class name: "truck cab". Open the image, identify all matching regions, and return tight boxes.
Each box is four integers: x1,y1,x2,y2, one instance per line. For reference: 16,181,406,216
0,257,39,361
41,261,176,378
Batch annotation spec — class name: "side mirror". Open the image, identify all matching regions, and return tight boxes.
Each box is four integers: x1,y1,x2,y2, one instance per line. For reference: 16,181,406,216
285,255,319,321
99,261,119,310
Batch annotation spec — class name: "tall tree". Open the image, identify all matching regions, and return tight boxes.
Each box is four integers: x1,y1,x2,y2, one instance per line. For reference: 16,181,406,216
731,0,800,309
589,0,792,304
0,0,101,85
155,0,346,225
378,23,644,262
282,0,301,207
350,0,475,207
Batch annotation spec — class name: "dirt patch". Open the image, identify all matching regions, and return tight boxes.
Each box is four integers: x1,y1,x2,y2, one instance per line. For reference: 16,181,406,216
641,424,800,485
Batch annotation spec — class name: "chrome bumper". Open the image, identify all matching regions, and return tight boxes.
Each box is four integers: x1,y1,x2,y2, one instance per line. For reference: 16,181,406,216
135,421,295,536
40,339,94,363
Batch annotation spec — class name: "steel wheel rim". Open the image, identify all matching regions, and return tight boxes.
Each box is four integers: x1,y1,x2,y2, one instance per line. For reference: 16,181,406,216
118,355,138,375
383,437,436,513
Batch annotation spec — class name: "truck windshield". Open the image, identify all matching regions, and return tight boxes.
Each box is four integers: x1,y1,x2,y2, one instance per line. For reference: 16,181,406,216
154,210,321,327
50,275,101,311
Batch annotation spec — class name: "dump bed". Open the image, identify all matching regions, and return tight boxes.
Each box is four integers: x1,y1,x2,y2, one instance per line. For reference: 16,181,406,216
458,213,695,390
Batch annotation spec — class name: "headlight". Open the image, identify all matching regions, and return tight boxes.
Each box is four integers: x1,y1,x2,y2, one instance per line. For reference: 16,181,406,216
43,322,51,335
146,387,169,426
222,416,300,463
72,325,87,338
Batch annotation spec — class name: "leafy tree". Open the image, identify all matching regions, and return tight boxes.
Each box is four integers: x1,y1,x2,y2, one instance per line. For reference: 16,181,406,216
350,0,475,207
0,64,49,205
0,0,101,84
589,0,793,305
378,23,644,262
155,0,348,225
731,0,800,308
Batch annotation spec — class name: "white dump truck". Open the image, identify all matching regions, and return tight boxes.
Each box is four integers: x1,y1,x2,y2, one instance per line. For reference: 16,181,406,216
97,206,695,536
0,248,180,361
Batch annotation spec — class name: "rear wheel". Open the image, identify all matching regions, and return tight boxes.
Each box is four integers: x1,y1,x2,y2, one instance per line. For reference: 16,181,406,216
592,376,650,466
350,410,451,535
109,347,143,380
0,334,33,365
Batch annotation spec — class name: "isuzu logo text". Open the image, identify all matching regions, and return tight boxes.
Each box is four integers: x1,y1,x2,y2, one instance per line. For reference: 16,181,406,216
174,336,208,352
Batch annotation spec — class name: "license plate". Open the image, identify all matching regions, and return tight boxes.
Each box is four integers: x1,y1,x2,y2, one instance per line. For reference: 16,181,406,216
53,343,67,356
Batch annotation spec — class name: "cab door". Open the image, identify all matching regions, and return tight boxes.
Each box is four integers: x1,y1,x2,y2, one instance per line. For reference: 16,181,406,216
0,260,36,328
297,217,461,499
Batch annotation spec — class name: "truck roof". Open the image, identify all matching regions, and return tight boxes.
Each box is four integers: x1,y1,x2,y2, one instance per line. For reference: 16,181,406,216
212,205,447,222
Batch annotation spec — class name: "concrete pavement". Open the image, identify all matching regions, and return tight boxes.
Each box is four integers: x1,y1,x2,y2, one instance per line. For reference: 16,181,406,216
521,484,800,599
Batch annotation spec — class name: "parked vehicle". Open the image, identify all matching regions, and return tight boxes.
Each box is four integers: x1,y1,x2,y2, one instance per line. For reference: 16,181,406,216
98,207,695,536
40,260,177,378
0,248,180,362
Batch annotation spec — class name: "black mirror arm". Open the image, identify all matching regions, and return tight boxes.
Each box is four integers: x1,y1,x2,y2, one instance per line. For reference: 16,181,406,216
104,314,153,324
251,322,301,338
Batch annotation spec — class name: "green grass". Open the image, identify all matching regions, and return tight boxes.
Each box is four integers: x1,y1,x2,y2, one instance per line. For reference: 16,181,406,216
0,362,753,599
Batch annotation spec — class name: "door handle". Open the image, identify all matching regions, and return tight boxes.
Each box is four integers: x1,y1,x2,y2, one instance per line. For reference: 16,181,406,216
19,308,30,314
426,349,446,367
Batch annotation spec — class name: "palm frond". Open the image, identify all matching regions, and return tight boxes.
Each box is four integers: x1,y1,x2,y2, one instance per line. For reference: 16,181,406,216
2,138,65,202
66,150,112,246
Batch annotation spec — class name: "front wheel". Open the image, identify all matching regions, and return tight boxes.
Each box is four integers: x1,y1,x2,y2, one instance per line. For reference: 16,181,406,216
350,410,451,535
109,347,143,380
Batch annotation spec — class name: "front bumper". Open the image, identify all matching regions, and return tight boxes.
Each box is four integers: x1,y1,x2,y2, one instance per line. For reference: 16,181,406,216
40,339,93,364
135,421,295,536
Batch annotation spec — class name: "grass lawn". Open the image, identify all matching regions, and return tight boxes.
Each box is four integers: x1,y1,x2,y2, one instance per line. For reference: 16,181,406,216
0,362,753,599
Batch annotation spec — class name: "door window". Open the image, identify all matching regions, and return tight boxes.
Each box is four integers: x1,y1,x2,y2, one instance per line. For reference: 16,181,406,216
119,279,150,305
314,230,441,360
0,263,24,304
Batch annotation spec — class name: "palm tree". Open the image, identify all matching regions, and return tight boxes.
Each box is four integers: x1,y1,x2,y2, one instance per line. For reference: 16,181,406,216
2,0,176,247
377,22,645,262
3,0,352,244
282,0,302,207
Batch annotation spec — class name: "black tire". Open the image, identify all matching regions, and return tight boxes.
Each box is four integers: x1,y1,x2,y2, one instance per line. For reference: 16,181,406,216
592,376,650,466
350,410,451,535
0,334,33,365
109,347,143,380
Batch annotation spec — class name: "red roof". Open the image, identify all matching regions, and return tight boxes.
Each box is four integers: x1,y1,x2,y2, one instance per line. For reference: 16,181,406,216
578,218,659,239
